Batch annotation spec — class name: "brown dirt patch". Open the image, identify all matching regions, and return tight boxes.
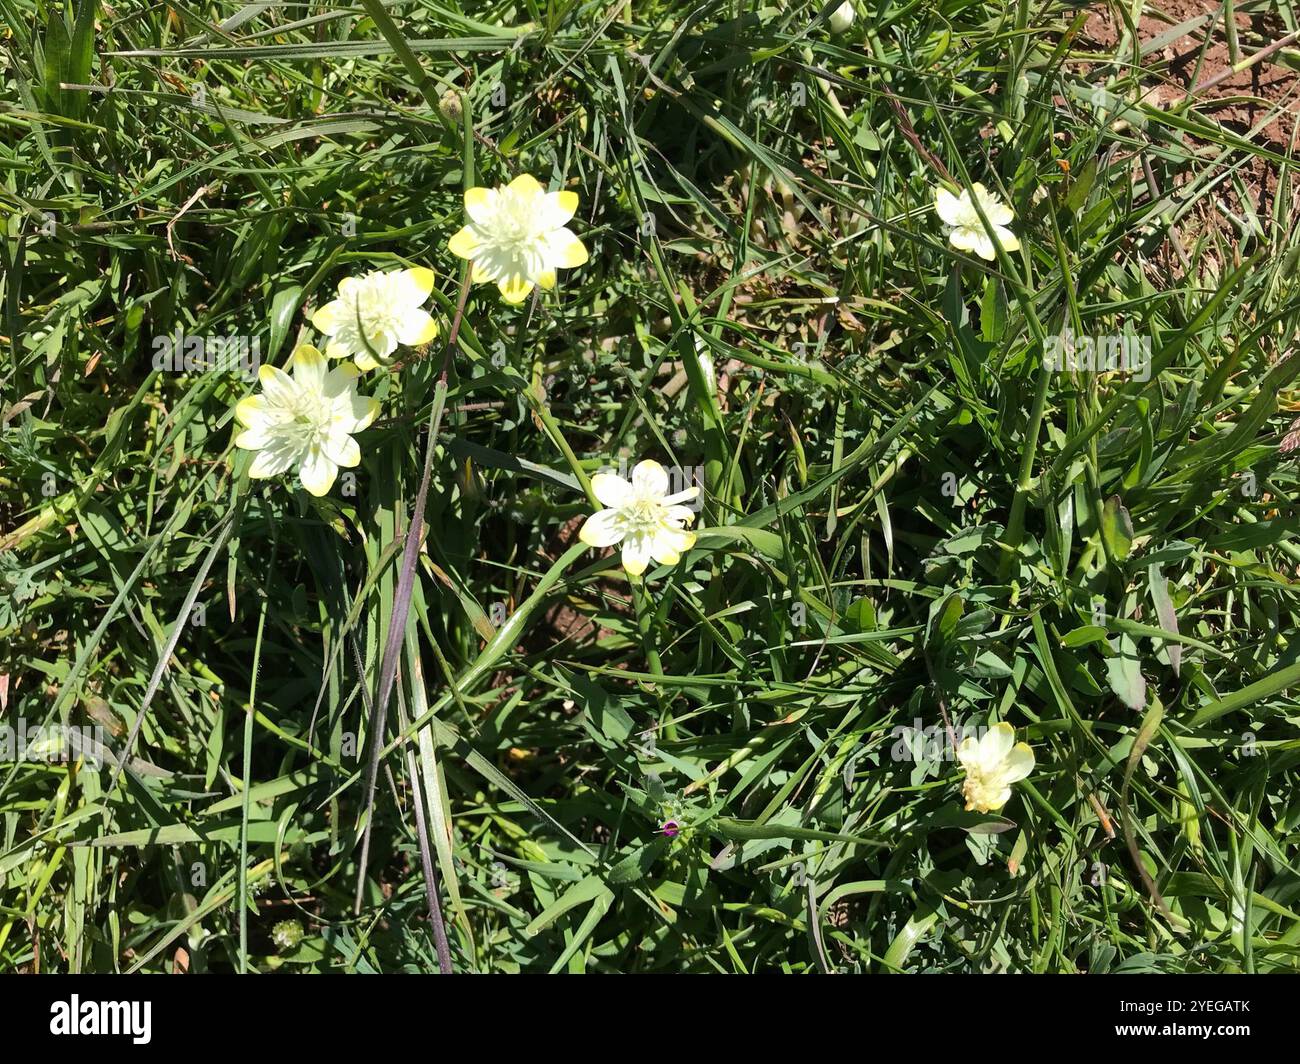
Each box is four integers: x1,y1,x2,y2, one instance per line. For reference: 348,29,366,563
1080,1,1298,270
1086,0,1299,149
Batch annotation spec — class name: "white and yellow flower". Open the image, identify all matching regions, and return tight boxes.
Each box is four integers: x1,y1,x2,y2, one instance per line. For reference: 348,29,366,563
829,1,855,32
310,267,438,371
448,174,588,304
957,722,1035,813
579,460,699,576
234,344,379,497
935,183,1020,262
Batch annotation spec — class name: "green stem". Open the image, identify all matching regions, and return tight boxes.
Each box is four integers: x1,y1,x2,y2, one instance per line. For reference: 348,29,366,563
238,532,276,974
520,380,596,505
630,579,675,741
1000,365,1050,582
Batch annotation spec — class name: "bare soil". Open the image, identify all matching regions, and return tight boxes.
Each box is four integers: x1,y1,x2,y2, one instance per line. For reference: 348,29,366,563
1085,0,1298,148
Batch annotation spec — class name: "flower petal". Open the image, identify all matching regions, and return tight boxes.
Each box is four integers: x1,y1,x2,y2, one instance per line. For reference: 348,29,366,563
539,189,578,229
323,361,361,396
546,227,588,268
449,226,481,259
631,459,669,498
981,722,1016,763
985,201,1014,227
1002,743,1035,783
463,187,493,224
579,508,625,548
349,393,380,432
235,395,269,429
290,344,327,391
934,187,963,225
249,443,297,478
298,446,338,496
621,534,653,576
650,525,695,565
257,363,297,407
507,173,544,201
311,300,344,335
323,338,353,361
397,308,438,345
321,432,360,469
948,226,980,253
662,486,701,507
402,266,435,301
365,330,398,362
591,472,632,507
498,274,534,303
234,425,271,450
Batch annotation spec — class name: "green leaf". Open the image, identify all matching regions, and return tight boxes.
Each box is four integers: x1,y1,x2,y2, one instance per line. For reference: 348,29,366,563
1101,495,1134,562
695,526,784,560
267,284,303,364
1146,563,1182,677
1105,633,1147,711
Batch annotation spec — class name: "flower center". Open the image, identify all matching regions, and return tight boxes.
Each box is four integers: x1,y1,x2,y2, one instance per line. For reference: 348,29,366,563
487,198,537,247
352,291,399,341
279,390,331,448
619,498,665,536
962,768,1003,810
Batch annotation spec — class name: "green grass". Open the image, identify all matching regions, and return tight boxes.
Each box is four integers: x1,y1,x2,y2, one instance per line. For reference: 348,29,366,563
3,0,1300,973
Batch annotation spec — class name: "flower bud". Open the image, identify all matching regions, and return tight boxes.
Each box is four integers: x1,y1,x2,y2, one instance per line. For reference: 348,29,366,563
272,919,304,952
438,89,463,125
829,1,855,32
